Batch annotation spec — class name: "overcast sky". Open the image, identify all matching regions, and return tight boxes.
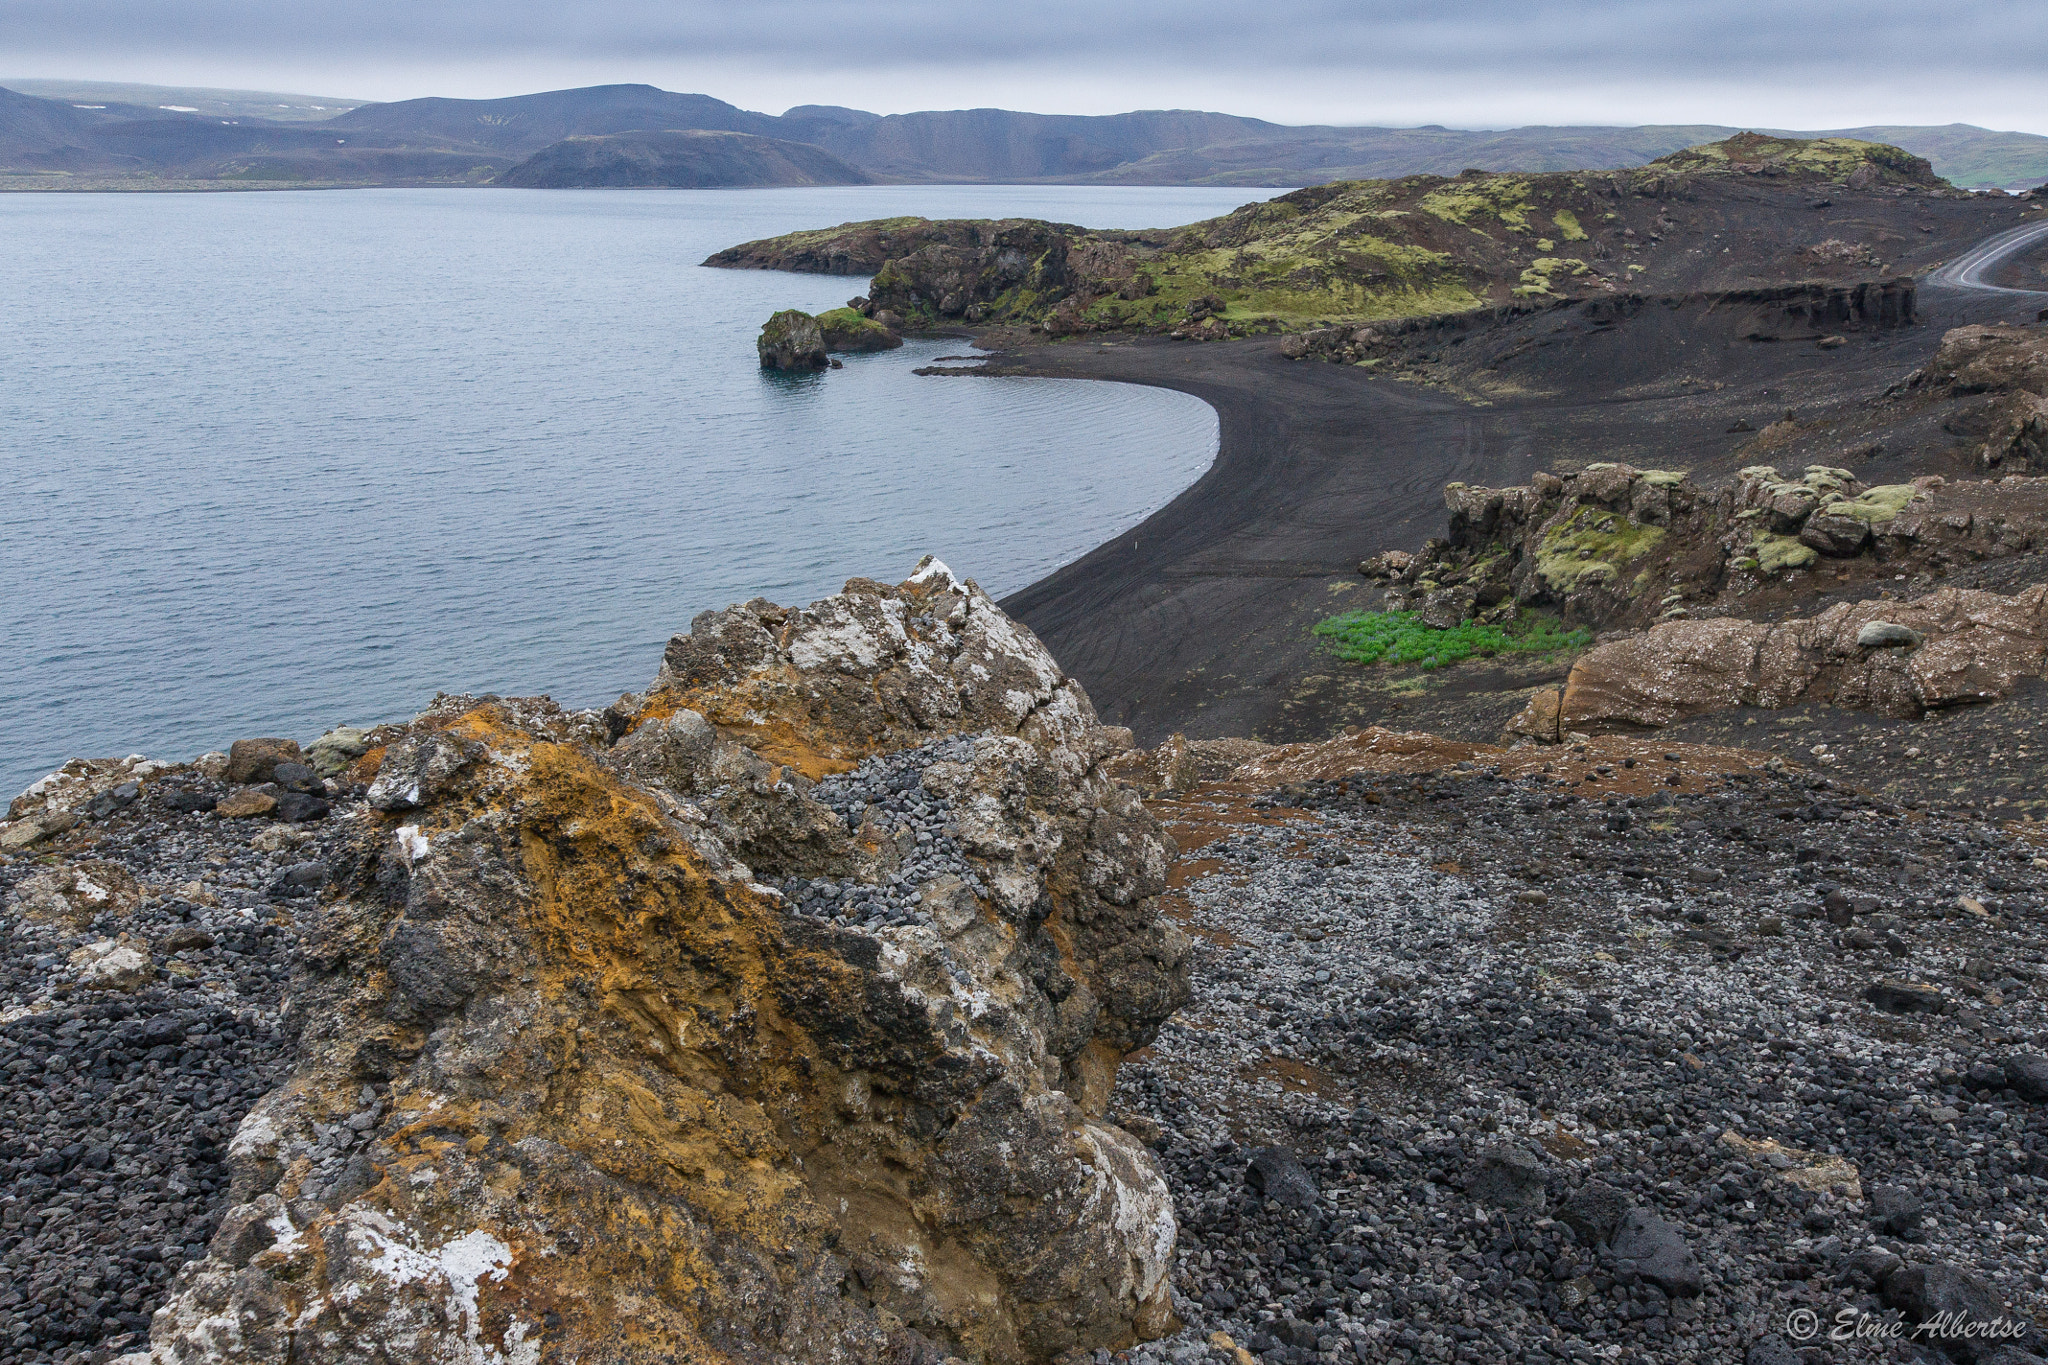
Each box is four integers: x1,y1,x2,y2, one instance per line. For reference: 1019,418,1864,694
5,0,2046,133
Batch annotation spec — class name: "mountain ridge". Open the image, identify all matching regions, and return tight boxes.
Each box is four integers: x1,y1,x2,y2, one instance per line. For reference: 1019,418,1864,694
4,79,2047,190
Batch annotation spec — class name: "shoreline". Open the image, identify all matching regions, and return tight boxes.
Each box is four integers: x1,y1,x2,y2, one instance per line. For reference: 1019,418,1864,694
976,275,2042,746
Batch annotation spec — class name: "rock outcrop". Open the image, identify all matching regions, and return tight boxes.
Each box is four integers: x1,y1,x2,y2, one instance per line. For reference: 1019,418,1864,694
818,300,903,353
756,308,829,370
1371,462,2048,632
708,135,1976,340
1510,583,2048,737
139,559,1190,1365
1888,323,2048,473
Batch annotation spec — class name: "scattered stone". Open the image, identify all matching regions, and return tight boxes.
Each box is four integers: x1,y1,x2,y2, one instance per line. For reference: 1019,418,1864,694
214,788,277,819
1245,1146,1320,1210
1857,620,1926,648
1870,1183,1926,1236
1465,1142,1547,1211
1883,1260,2013,1345
70,940,155,991
225,737,303,785
1610,1207,1703,1297
269,761,322,795
273,791,330,823
1867,978,1946,1013
2006,1053,2048,1102
304,725,372,778
1557,1178,1630,1245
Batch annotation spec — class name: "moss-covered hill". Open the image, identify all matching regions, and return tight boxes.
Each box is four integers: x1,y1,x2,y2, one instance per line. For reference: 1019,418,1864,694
705,135,1968,338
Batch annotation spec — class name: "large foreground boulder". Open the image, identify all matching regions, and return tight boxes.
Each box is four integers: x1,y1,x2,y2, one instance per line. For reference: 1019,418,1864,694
142,559,1190,1365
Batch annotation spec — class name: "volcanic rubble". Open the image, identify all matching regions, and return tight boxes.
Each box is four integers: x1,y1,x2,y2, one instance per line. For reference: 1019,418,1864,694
2,626,2047,1365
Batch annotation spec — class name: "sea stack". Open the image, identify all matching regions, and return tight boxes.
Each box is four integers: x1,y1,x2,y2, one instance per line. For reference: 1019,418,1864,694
756,308,829,370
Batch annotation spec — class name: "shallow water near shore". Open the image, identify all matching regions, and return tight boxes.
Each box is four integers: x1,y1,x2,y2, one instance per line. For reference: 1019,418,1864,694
0,185,1262,795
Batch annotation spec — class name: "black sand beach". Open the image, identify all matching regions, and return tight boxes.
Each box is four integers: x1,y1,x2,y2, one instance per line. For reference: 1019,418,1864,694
992,271,2048,746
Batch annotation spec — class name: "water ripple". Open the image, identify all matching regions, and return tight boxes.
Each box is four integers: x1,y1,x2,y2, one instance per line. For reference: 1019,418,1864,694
0,185,1255,793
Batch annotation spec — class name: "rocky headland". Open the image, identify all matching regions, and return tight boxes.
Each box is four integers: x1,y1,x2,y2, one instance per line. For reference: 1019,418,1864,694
709,136,2037,340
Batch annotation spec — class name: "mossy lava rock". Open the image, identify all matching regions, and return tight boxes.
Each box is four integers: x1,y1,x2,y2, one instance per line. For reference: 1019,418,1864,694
817,303,903,353
757,307,828,370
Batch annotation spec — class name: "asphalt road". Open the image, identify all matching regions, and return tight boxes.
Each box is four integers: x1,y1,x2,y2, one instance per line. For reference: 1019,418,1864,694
1925,218,2048,296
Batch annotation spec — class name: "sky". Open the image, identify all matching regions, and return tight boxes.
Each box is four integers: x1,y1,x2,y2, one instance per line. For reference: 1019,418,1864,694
4,0,2047,133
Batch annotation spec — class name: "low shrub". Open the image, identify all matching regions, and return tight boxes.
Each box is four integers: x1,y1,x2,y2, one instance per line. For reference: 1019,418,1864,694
1311,610,1591,670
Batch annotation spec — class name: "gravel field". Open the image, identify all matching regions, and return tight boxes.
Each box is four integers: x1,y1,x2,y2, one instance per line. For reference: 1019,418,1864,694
0,767,347,1365
7,735,2048,1365
1109,752,2048,1365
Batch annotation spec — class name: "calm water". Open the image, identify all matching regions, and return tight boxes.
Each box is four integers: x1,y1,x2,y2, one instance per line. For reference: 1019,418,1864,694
0,186,1267,795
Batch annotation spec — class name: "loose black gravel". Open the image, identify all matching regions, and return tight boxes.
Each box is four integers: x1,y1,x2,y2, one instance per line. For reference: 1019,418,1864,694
0,774,348,1365
776,736,986,931
1112,763,2048,1365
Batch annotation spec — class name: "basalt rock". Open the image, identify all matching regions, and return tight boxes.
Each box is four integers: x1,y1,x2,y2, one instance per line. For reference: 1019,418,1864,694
1890,324,2048,473
757,308,830,370
141,557,1190,1365
1384,462,2048,634
1510,583,2048,735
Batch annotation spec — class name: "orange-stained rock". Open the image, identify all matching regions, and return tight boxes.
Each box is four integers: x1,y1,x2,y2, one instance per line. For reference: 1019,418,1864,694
147,558,1190,1365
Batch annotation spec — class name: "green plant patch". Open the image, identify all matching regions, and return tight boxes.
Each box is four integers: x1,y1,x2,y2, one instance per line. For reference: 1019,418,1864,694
1312,610,1592,670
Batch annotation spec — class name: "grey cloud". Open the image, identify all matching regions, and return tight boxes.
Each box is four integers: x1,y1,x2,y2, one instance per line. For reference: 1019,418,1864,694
6,0,2043,74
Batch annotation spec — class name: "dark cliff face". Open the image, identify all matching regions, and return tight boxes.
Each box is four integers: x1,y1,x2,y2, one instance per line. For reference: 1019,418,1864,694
496,129,872,189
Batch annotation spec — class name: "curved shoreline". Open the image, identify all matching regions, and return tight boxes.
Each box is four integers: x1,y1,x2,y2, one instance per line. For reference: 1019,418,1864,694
984,333,1520,744
977,270,2046,745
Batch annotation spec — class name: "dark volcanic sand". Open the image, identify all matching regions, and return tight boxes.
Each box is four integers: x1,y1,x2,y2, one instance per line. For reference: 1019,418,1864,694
992,252,2048,749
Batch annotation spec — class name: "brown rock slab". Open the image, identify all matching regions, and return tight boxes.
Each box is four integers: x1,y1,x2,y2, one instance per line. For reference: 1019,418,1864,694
226,737,303,785
215,788,278,819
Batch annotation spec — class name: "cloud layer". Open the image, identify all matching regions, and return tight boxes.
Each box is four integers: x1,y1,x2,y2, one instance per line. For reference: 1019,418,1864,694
5,0,2044,132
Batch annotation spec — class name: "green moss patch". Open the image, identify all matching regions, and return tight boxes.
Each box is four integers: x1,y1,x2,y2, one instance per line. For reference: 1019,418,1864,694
1313,610,1592,670
1536,505,1667,592
1551,209,1588,242
1750,529,1819,572
1418,176,1535,231
1833,484,1918,524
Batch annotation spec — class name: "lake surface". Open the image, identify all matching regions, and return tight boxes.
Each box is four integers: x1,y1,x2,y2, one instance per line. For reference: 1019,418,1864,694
0,185,1270,795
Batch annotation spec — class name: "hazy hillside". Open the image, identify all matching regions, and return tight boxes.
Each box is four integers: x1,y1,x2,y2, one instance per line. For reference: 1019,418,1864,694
1,78,362,122
326,84,779,155
4,79,2045,191
777,107,1293,181
497,129,869,188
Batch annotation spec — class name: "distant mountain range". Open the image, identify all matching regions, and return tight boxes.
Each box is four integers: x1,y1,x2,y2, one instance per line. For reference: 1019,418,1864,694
4,79,2046,191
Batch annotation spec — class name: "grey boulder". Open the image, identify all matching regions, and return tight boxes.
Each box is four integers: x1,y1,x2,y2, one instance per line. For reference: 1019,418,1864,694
1466,1143,1548,1212
1610,1206,1702,1297
1244,1146,1320,1210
